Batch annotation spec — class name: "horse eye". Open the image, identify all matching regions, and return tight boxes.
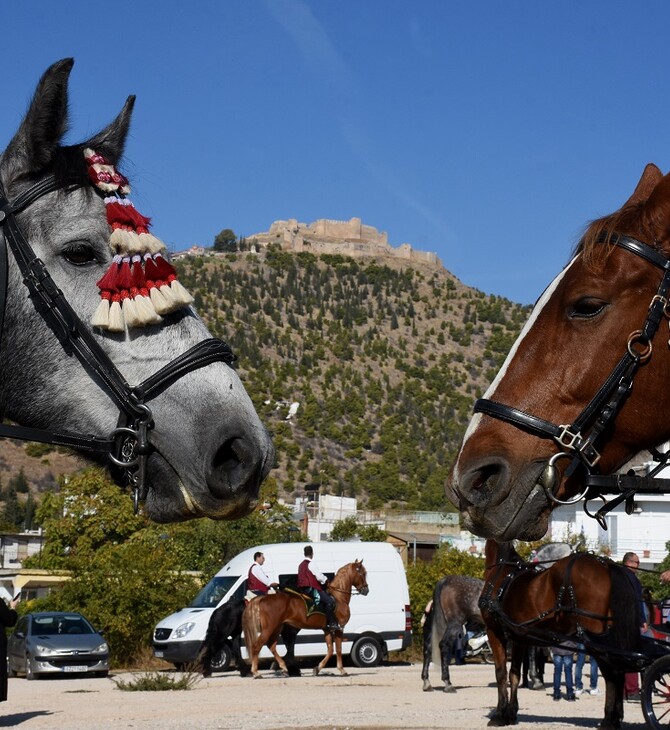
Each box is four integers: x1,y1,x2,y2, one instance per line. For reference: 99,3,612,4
62,242,96,266
570,298,608,319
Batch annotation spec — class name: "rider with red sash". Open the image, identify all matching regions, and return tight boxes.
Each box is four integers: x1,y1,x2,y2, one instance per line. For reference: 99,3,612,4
297,545,338,630
247,552,277,596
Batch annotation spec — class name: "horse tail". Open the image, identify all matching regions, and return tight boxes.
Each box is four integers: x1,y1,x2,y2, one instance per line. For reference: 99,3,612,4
242,598,262,661
608,563,641,652
430,578,449,668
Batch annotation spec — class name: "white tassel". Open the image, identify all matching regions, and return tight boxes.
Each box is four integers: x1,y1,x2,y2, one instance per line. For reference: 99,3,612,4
107,300,125,332
91,298,110,329
169,278,194,306
122,297,141,328
149,285,172,315
134,294,162,325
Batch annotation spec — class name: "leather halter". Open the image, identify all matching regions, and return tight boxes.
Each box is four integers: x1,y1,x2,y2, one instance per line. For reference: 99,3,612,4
473,233,670,526
0,173,236,512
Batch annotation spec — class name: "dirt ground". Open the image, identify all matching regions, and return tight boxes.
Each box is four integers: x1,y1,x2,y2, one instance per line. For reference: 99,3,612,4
0,661,651,730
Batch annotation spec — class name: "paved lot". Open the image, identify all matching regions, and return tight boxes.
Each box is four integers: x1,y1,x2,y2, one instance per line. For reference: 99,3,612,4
0,662,652,730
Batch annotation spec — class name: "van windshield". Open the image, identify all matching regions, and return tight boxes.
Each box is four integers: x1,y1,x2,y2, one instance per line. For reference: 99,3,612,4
190,576,239,607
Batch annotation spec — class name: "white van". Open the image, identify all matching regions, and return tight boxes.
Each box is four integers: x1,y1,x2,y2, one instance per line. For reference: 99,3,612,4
152,541,411,671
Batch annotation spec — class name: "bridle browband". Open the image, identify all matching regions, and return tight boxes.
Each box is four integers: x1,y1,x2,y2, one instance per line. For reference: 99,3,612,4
474,233,670,528
0,173,236,512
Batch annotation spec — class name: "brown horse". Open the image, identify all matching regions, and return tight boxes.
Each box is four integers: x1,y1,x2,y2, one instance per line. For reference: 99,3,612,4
481,540,647,730
242,560,369,678
449,163,670,540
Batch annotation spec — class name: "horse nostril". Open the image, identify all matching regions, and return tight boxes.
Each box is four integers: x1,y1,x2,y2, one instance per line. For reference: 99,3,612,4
212,438,243,473
207,437,254,498
472,464,503,493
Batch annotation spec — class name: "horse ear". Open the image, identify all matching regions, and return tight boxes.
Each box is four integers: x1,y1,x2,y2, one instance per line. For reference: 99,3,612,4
1,58,73,180
640,173,670,247
623,163,664,207
83,95,135,165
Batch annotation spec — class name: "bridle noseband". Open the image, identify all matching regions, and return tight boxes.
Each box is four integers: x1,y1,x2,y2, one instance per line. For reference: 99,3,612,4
474,233,670,527
0,174,236,512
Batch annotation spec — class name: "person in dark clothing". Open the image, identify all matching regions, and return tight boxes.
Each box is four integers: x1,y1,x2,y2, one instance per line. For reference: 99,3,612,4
0,594,19,702
623,552,646,701
297,546,338,630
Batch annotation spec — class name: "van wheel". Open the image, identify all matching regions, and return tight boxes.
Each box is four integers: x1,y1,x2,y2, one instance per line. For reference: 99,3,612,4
351,637,383,668
210,644,233,673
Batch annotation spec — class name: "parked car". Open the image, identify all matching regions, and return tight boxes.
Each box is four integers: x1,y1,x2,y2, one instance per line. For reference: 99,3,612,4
8,612,109,680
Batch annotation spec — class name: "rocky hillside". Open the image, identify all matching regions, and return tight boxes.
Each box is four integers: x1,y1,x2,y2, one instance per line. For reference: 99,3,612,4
0,247,530,515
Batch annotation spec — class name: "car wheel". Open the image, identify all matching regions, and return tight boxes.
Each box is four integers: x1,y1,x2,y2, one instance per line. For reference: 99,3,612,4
93,671,109,679
350,636,383,668
25,656,36,681
210,644,233,673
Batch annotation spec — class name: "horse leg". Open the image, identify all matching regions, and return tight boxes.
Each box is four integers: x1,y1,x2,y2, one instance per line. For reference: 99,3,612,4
268,638,290,676
486,630,510,727
503,642,523,726
280,625,300,677
314,632,334,676
598,666,624,730
438,624,459,693
527,647,544,690
232,635,250,677
421,613,433,691
334,632,348,676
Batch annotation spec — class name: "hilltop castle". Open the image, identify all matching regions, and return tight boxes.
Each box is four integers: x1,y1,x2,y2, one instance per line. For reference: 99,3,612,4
247,217,442,268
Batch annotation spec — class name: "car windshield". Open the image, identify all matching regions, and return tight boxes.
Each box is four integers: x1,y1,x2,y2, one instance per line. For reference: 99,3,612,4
32,615,94,636
190,576,239,607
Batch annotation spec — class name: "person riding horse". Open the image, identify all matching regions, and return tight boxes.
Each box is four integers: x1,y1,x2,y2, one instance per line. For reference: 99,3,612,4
246,552,278,598
297,546,339,630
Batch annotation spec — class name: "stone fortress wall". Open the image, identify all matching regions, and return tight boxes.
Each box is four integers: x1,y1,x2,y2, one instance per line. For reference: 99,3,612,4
247,216,442,268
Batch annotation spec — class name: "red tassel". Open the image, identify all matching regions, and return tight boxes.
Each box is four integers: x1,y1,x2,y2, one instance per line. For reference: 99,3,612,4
96,257,122,292
117,259,134,291
144,255,160,281
105,201,152,229
152,254,177,280
131,257,146,288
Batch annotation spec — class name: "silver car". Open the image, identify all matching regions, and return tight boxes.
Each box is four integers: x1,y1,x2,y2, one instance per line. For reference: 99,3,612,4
8,611,109,679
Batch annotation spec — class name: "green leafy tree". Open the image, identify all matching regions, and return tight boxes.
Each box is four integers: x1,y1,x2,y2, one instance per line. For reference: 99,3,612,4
330,516,387,543
213,228,237,252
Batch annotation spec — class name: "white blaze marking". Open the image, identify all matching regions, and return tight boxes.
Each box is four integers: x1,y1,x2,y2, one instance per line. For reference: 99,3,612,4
453,255,579,483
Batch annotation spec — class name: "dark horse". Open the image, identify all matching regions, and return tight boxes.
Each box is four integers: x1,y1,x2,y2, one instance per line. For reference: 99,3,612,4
421,575,485,692
481,540,650,730
197,598,298,678
242,560,369,678
0,59,273,523
450,163,670,541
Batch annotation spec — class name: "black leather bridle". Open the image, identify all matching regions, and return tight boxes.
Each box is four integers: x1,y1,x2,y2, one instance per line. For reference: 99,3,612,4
474,233,670,528
0,173,236,512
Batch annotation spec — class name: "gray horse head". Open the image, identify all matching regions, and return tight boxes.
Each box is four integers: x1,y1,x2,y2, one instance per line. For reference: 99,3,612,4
0,59,274,522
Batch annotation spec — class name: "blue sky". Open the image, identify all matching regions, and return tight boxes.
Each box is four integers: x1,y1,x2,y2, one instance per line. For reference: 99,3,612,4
2,1,670,304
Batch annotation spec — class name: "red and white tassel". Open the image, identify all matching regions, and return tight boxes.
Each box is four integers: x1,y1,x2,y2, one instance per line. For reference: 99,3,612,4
84,148,194,331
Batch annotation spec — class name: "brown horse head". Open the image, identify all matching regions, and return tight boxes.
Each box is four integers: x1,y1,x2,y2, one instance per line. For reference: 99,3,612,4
335,559,369,596
450,163,670,540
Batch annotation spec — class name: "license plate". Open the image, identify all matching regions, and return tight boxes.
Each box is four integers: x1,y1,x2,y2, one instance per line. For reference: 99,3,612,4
63,665,88,672
154,651,164,658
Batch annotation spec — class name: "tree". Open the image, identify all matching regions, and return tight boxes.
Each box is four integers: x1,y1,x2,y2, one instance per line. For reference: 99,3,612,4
330,516,387,543
213,228,237,252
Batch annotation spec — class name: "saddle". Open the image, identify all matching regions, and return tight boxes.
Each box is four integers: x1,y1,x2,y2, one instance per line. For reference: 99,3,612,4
284,587,326,619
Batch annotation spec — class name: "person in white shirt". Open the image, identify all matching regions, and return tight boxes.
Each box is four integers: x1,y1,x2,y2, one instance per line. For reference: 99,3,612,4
247,552,278,596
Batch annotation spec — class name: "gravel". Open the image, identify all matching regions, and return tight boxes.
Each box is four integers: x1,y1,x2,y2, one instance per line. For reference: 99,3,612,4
0,662,650,730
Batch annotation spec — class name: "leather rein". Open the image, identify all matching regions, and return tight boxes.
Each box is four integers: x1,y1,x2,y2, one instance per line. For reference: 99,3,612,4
474,233,670,529
0,174,236,512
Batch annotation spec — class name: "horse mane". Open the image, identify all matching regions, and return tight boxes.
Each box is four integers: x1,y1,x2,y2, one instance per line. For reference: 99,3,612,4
578,186,670,272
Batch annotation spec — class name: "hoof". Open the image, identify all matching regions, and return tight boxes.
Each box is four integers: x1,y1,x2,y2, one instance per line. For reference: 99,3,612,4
312,668,320,676
202,671,212,679
252,673,262,679
423,683,433,692
443,684,457,694
339,671,349,677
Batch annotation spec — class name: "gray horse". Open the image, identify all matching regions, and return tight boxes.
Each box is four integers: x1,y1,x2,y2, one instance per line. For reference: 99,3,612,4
0,59,274,522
